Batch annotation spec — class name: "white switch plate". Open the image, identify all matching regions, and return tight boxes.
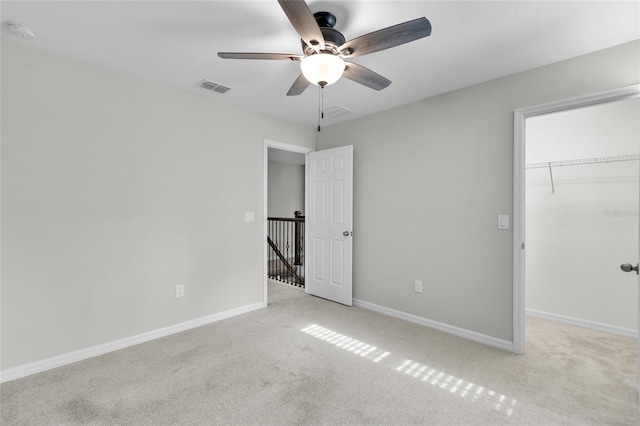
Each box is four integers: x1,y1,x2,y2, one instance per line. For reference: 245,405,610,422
498,214,509,230
244,211,255,223
414,280,423,293
176,284,184,298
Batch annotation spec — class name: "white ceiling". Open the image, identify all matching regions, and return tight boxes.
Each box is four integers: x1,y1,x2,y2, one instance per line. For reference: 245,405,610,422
1,1,638,129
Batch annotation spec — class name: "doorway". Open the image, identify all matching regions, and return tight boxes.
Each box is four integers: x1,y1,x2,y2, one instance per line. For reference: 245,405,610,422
525,99,639,338
263,140,313,305
263,140,355,308
267,148,306,288
513,84,640,353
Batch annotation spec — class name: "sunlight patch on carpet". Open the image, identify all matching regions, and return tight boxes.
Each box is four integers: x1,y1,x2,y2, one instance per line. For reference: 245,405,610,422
301,323,517,416
395,359,517,416
301,324,390,363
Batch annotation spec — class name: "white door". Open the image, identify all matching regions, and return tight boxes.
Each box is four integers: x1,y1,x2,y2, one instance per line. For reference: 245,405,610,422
306,145,353,306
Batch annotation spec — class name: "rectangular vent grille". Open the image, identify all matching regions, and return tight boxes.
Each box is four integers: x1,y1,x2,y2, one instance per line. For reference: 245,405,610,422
325,105,352,118
198,79,231,94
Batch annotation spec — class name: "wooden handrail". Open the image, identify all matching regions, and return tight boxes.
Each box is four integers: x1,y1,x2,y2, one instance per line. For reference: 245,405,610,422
267,217,305,222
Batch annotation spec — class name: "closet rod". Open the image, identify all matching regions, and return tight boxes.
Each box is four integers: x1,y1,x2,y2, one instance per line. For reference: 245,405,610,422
526,154,640,169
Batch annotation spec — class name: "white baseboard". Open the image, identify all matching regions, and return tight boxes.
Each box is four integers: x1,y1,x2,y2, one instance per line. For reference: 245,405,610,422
0,302,265,384
353,298,514,352
526,308,638,339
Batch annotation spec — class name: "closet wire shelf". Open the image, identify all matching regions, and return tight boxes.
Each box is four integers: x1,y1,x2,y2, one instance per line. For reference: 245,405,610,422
526,154,640,169
526,154,639,194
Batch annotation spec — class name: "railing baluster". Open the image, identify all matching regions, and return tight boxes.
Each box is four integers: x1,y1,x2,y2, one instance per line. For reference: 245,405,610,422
278,219,281,281
269,222,276,277
268,220,271,278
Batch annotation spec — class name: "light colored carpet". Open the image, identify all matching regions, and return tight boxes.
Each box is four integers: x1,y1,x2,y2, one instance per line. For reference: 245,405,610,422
1,282,637,425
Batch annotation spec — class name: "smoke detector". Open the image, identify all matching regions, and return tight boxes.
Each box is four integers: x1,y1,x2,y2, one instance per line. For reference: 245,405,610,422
5,22,37,40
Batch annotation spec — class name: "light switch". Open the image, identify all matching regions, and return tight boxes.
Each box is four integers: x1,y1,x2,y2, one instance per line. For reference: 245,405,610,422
245,211,255,223
498,214,509,230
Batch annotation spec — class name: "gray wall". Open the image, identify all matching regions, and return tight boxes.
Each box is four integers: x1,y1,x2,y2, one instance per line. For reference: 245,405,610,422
1,40,315,370
267,161,305,218
316,40,640,342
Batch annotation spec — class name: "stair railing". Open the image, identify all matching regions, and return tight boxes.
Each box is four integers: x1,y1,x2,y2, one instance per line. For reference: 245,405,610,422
267,212,305,287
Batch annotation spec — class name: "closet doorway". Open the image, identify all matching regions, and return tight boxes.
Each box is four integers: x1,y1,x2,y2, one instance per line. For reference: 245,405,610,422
513,84,640,353
525,98,639,336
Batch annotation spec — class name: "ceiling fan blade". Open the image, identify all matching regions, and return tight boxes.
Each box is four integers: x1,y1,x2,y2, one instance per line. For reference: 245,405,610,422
218,52,302,61
343,62,391,91
339,17,431,58
286,74,311,96
278,0,325,51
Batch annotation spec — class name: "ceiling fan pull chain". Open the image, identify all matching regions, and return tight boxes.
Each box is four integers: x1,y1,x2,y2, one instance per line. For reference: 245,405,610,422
321,87,325,120
317,86,322,132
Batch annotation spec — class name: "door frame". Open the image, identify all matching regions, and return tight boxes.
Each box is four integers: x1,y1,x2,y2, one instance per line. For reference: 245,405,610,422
263,139,314,306
512,84,640,354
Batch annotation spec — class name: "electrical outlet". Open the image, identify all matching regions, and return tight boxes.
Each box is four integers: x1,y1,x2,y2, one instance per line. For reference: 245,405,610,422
414,280,423,293
176,284,184,298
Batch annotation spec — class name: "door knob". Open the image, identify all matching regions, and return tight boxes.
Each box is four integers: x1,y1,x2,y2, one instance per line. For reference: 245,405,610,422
620,263,639,274
343,231,351,237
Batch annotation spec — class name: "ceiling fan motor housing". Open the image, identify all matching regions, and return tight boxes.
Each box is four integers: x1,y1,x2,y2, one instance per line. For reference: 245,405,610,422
314,11,337,28
302,12,345,56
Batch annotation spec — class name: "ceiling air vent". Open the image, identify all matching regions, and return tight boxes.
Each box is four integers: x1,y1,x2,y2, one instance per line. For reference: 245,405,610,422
197,79,231,94
324,105,352,118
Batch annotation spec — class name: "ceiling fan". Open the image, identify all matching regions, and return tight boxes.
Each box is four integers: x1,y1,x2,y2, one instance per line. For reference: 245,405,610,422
218,0,432,96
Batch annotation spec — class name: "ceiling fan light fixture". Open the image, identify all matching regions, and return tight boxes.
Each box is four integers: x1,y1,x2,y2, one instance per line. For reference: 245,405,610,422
300,53,345,87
